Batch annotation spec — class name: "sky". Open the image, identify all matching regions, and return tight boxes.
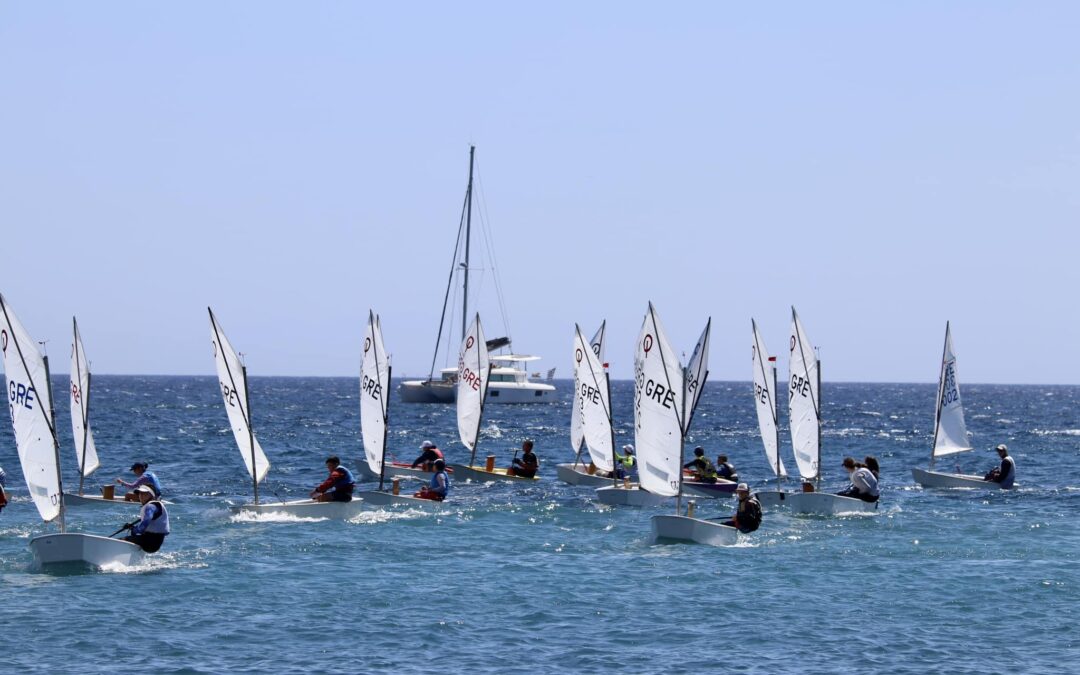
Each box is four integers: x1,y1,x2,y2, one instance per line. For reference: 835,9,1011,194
1,2,1078,383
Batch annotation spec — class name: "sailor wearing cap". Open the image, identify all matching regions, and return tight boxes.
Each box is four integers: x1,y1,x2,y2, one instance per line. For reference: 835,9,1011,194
410,440,444,470
722,484,763,533
116,461,163,500
984,444,1016,489
123,484,170,553
615,444,636,479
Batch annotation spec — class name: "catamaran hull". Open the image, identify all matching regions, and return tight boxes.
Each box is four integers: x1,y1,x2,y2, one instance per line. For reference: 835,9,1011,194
755,491,878,515
485,382,556,403
651,515,739,546
447,464,539,483
911,467,1007,489
232,499,367,519
556,463,616,486
595,486,664,507
29,533,145,568
353,490,441,510
682,480,738,499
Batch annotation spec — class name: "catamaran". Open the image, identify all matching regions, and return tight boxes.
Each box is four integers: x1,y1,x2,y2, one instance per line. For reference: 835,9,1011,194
63,318,155,509
353,311,440,509
448,314,538,482
0,294,146,568
557,322,619,486
755,308,878,515
912,323,1004,489
400,146,554,405
209,308,364,518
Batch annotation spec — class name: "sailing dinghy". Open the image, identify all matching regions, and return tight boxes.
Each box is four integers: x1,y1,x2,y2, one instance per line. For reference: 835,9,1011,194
448,314,538,482
209,309,364,518
912,323,1005,489
558,322,620,487
751,319,788,487
0,295,145,568
353,311,440,509
755,308,877,515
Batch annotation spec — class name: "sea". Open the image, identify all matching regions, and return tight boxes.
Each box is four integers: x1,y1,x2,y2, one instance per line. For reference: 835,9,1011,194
1,376,1078,674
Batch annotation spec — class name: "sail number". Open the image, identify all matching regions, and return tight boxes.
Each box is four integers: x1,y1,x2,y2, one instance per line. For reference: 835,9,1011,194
643,379,676,409
789,374,812,401
361,373,382,401
220,383,239,407
755,382,770,404
580,382,602,405
459,363,483,391
941,362,959,407
9,381,37,410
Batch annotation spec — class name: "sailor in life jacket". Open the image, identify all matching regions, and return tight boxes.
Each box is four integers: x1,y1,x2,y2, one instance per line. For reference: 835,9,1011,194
837,456,880,503
615,445,636,479
410,440,444,470
683,447,718,484
715,454,739,483
311,456,356,502
984,444,1016,489
124,484,170,553
722,484,763,533
117,461,164,501
415,459,451,501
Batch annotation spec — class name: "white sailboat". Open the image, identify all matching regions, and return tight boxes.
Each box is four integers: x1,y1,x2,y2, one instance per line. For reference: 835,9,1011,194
558,322,618,486
756,308,877,515
400,146,554,405
209,308,363,518
353,311,439,509
912,323,1003,489
751,318,787,484
635,304,736,544
0,294,145,568
63,318,146,509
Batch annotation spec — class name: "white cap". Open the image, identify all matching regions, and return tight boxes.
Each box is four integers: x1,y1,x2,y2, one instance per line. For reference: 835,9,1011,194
622,444,634,453
420,440,435,450
736,483,749,492
135,484,156,496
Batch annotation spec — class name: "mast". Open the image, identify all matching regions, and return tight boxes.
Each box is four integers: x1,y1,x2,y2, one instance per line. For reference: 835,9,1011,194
607,364,617,488
816,354,822,486
242,363,258,505
379,349,391,493
773,360,781,486
929,322,950,469
462,145,475,342
43,354,66,532
74,317,91,496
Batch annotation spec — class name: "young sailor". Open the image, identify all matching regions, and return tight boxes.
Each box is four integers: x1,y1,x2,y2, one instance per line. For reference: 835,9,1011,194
984,444,1016,489
410,440,443,470
721,484,762,533
116,462,163,500
837,457,880,502
123,485,170,553
310,456,356,502
683,447,718,483
509,439,539,478
614,444,636,479
415,459,450,501
716,454,738,482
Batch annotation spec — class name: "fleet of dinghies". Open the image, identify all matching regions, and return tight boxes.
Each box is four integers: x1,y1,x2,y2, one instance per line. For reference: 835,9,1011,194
1,284,1023,567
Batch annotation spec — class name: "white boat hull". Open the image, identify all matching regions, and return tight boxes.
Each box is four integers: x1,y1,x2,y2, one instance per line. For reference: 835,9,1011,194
353,490,441,510
357,461,452,483
63,493,172,509
911,467,1007,489
682,479,738,499
485,381,556,403
556,463,617,486
232,498,367,519
651,515,739,546
595,486,665,507
29,533,146,568
448,464,539,483
755,490,879,515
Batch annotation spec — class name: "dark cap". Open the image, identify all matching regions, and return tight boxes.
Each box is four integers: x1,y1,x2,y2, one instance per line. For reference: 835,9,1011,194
841,457,856,469
693,446,705,456
130,462,148,471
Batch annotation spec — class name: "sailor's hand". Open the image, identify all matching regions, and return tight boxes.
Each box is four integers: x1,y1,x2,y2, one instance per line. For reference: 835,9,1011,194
115,478,123,484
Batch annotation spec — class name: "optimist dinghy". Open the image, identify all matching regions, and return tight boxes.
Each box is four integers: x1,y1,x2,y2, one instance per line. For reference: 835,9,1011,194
353,311,440,510
558,322,617,486
448,315,538,483
209,309,365,518
0,295,144,569
912,323,1010,489
753,309,877,515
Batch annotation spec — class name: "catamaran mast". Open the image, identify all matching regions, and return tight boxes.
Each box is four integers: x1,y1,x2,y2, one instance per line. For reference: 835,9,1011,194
462,145,475,343
43,354,66,532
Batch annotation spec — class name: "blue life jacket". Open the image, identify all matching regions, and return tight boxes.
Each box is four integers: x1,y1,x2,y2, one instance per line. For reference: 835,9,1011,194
332,466,356,493
429,470,450,497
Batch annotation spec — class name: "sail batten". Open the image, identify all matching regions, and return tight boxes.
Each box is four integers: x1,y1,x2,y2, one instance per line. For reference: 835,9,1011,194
933,322,972,458
0,294,62,522
208,309,270,484
752,319,787,478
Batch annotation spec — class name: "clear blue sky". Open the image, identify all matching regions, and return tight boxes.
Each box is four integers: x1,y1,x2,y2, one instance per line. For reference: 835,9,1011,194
1,2,1077,383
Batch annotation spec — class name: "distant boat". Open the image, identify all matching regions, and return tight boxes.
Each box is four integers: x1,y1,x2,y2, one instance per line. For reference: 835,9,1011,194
912,323,1007,489
751,318,787,483
400,146,554,405
209,308,364,518
557,321,618,487
755,308,878,515
0,294,145,569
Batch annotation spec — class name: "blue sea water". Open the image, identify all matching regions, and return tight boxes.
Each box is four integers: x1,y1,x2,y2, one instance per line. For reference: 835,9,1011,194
1,376,1079,674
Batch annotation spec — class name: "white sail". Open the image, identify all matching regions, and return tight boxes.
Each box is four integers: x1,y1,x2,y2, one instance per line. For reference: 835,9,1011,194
571,321,605,455
456,314,489,452
752,319,787,477
208,309,270,483
0,294,62,521
633,303,685,498
361,311,390,477
788,308,820,480
70,318,100,477
683,318,710,430
933,322,972,457
574,324,613,473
